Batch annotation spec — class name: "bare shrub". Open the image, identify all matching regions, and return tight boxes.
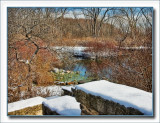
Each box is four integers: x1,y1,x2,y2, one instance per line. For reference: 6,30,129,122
109,49,152,92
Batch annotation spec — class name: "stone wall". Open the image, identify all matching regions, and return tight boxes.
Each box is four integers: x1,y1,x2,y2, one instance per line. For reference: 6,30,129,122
8,104,42,115
62,89,73,96
42,104,59,115
74,89,143,115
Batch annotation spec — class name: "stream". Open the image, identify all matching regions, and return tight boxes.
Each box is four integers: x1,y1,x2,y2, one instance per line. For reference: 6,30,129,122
52,46,152,86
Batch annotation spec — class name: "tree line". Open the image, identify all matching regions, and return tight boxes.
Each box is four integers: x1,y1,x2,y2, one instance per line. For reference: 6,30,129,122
8,7,152,47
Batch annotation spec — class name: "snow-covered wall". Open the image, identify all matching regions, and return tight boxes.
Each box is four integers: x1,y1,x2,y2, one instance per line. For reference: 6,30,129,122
8,96,47,113
8,96,47,115
42,96,81,115
75,80,152,115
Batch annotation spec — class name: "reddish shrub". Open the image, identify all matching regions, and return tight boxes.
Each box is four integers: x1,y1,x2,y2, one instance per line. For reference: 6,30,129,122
30,49,58,86
16,41,37,61
85,40,116,53
35,71,54,86
31,36,48,48
8,34,60,102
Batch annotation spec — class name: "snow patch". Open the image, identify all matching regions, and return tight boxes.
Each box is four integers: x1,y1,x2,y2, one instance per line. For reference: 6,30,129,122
8,96,47,112
32,85,63,96
43,96,81,115
52,46,87,53
75,80,152,115
121,46,150,50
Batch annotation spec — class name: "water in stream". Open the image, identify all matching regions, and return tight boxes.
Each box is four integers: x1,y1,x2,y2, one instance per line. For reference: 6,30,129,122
62,58,113,83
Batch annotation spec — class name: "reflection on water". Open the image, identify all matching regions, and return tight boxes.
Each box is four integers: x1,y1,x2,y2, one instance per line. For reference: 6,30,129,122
64,58,114,82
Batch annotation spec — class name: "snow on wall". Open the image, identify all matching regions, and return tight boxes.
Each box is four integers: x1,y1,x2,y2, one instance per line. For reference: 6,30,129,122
43,95,81,115
8,96,47,112
45,96,60,100
75,80,152,115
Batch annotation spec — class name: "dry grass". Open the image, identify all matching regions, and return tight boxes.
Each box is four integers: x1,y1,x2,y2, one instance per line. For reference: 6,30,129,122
50,36,118,47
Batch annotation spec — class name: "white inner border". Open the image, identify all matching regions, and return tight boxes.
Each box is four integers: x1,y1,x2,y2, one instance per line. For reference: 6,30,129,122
1,0,159,123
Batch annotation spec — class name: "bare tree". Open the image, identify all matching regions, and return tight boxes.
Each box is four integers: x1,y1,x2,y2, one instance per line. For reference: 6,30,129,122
73,8,112,37
114,18,129,49
115,8,143,41
141,8,152,28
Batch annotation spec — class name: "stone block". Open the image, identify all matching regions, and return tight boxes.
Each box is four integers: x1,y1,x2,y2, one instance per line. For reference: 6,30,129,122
74,89,143,115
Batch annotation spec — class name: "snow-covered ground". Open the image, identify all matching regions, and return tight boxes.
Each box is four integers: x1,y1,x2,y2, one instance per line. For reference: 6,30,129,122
8,96,47,112
51,46,87,54
51,46,151,61
52,46,115,58
75,80,152,115
120,46,151,50
43,95,81,115
32,85,63,96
